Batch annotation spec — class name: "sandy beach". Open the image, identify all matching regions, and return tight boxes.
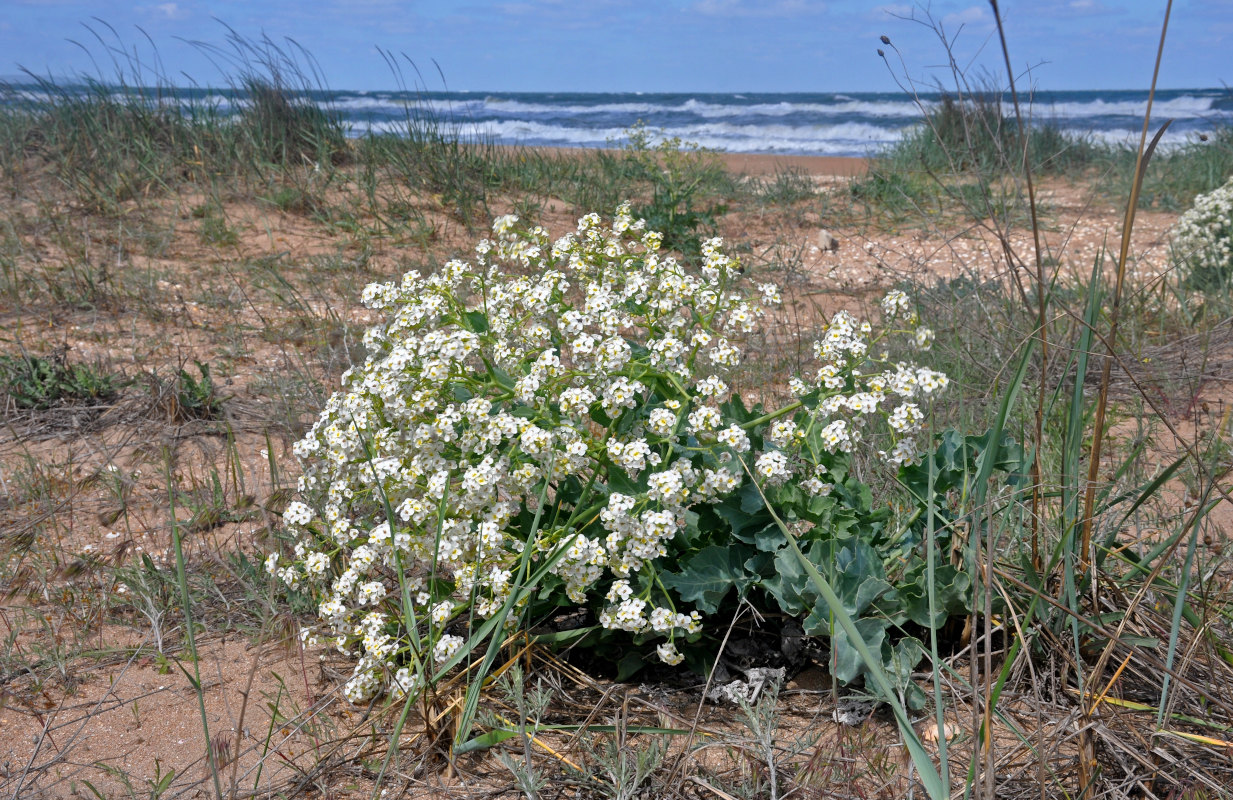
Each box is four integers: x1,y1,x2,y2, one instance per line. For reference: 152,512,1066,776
717,152,869,176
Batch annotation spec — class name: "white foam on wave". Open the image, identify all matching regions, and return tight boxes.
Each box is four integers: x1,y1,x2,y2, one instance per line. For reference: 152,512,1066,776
1039,94,1218,120
330,94,486,115
363,117,906,155
680,97,924,118
1065,126,1214,149
477,96,925,119
482,97,670,116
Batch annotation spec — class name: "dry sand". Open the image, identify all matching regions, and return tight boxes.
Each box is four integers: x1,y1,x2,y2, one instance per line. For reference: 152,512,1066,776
717,152,868,177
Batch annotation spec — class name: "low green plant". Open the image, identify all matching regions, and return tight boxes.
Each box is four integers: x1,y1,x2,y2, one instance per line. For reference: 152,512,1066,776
579,709,669,800
483,664,554,800
264,184,319,215
621,122,729,257
198,210,239,247
1119,126,1233,210
753,166,817,207
0,350,118,409
881,87,1105,179
116,554,175,653
173,360,225,421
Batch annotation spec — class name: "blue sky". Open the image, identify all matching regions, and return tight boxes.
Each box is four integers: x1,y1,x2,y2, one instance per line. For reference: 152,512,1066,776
1,0,1229,92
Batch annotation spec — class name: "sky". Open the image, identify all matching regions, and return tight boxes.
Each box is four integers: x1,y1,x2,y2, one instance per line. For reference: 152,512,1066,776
0,0,1229,93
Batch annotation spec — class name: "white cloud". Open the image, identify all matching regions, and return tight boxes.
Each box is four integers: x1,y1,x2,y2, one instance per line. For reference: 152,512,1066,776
147,2,187,19
942,5,991,29
692,0,820,18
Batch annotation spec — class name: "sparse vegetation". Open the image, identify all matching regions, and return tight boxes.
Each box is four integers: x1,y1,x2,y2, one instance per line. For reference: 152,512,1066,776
0,349,118,408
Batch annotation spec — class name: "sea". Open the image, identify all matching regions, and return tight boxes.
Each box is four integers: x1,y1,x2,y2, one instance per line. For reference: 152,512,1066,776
4,85,1231,158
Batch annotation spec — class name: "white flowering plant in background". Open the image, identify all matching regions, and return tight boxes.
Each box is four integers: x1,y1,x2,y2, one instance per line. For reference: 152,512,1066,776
270,204,971,708
1173,175,1233,291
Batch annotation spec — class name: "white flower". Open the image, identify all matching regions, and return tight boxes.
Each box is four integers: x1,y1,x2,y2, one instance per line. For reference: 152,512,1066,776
647,408,678,437
283,501,314,527
755,450,793,484
888,403,924,434
882,437,922,468
820,419,854,453
801,477,835,497
433,634,464,663
880,289,914,322
717,424,750,453
559,387,596,416
767,419,800,448
687,405,722,433
657,641,684,666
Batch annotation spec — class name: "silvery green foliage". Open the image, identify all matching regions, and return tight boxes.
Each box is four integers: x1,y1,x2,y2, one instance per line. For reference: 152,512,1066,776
1173,176,1233,290
269,204,945,703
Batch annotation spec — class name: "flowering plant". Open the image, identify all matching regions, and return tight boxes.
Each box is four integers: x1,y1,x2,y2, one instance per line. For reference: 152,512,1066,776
1173,176,1233,291
270,204,961,705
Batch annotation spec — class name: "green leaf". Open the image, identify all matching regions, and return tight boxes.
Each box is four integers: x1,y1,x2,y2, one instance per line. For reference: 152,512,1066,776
719,393,752,422
761,545,813,615
753,524,786,552
661,545,747,614
714,500,769,542
616,650,647,681
739,482,766,514
533,627,598,646
455,728,520,754
828,616,890,683
464,310,490,333
898,563,972,627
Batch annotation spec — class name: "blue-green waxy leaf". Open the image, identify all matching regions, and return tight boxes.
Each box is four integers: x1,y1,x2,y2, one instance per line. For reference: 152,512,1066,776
753,524,786,552
897,563,972,627
828,616,890,683
616,650,646,681
455,728,519,754
739,482,766,514
801,573,892,634
661,545,748,614
714,499,769,541
761,545,813,615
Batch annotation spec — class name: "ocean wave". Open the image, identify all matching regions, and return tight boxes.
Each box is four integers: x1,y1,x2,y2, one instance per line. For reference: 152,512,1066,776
1038,94,1219,121
333,93,1229,123
475,96,926,119
362,117,906,155
1066,126,1216,149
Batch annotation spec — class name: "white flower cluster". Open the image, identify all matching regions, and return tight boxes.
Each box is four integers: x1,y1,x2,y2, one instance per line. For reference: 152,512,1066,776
274,204,946,703
1173,176,1233,289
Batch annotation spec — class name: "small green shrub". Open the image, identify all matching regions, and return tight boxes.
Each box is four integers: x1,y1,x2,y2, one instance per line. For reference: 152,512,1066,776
0,350,117,409
270,206,971,708
265,185,319,215
622,122,729,257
